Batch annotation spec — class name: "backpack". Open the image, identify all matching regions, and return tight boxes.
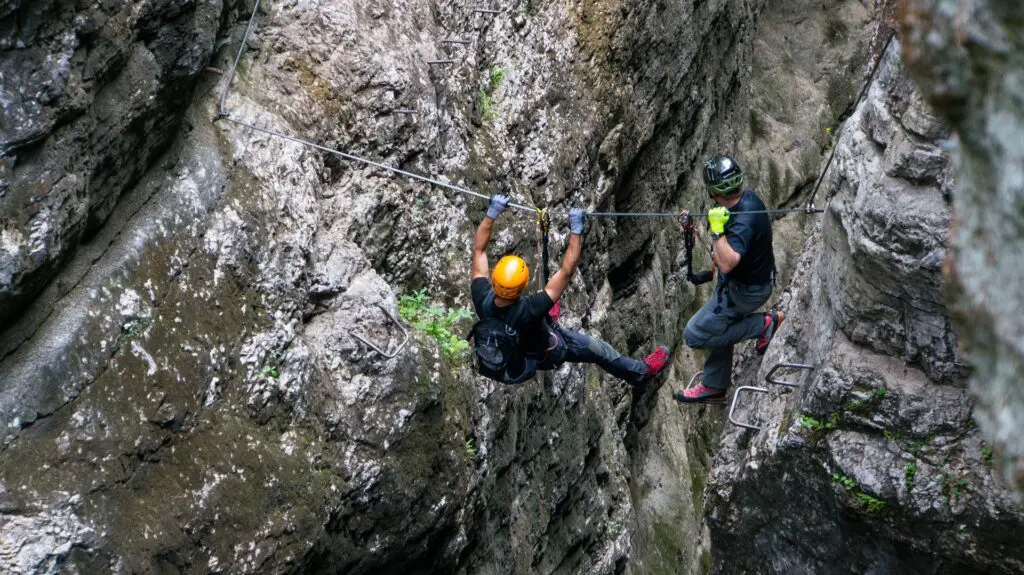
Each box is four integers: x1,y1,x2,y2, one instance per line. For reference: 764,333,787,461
470,317,536,384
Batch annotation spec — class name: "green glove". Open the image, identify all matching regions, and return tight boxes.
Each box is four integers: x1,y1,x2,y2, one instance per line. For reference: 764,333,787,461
708,207,730,234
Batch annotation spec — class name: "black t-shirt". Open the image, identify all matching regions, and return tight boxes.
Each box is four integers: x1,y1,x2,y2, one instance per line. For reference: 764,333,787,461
471,277,554,356
723,190,775,285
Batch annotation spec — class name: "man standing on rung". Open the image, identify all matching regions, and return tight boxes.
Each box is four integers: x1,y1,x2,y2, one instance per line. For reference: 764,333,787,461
676,155,783,404
468,195,670,387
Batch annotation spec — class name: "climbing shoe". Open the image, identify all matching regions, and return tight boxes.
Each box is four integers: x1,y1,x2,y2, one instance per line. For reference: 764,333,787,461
756,310,784,356
641,345,670,382
674,384,727,404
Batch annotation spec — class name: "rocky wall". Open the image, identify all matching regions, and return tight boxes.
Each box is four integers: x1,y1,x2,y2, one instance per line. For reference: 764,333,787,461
0,0,769,572
0,0,245,326
899,0,1024,497
704,40,1024,574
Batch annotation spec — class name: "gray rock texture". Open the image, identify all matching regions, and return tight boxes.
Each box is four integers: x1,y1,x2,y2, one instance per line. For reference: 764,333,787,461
705,41,1024,574
0,0,773,571
0,0,245,326
898,0,1024,496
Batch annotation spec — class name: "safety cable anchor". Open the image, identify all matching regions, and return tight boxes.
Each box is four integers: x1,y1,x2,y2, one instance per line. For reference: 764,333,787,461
677,209,694,229
537,208,551,235
350,304,410,359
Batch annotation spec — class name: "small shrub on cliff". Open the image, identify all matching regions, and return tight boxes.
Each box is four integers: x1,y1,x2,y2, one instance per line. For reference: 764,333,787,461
832,472,857,491
903,462,917,491
856,492,887,514
399,289,473,362
478,88,496,121
799,413,837,431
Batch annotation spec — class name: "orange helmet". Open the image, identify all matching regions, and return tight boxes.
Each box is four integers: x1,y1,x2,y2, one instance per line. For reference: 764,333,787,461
491,255,530,300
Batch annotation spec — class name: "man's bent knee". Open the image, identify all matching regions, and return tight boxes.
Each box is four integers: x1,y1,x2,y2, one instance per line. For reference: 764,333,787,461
684,321,705,349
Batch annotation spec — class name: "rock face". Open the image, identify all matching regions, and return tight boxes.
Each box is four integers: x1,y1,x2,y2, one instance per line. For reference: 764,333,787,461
705,41,1024,574
0,0,242,326
0,0,770,572
898,0,1024,496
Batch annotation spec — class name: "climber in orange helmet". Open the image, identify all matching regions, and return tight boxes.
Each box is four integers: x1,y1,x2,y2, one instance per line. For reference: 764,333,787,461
469,194,670,385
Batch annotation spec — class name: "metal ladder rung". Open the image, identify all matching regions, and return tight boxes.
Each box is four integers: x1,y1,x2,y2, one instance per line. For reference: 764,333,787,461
350,304,410,359
728,386,769,431
727,361,815,431
765,362,814,388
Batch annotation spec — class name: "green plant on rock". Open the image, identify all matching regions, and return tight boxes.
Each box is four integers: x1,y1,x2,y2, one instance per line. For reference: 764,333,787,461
937,468,970,506
606,519,623,536
856,492,887,514
465,437,477,459
832,472,857,492
489,65,505,92
903,462,917,491
799,413,838,431
478,88,496,121
398,289,473,362
799,414,823,430
981,446,993,466
260,365,280,378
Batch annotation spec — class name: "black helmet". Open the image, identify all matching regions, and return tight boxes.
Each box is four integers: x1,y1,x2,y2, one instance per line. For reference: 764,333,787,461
702,155,744,196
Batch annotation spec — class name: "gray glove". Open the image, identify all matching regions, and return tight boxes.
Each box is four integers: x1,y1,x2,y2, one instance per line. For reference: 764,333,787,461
486,195,509,220
569,208,586,235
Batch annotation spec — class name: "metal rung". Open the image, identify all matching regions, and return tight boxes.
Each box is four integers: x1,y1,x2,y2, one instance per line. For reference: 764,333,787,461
441,39,471,45
427,59,458,65
765,362,814,388
391,109,418,114
350,304,410,359
685,370,703,390
473,8,503,13
728,386,768,431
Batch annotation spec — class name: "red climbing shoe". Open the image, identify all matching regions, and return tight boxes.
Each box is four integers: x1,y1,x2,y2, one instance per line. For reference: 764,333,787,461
756,310,784,356
674,384,727,404
548,300,561,324
642,345,670,381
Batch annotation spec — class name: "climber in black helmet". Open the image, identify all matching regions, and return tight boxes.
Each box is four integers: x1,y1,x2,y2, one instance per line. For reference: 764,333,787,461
676,155,783,403
469,195,670,386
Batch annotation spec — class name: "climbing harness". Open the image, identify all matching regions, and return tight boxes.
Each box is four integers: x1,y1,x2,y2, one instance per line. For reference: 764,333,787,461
728,362,814,431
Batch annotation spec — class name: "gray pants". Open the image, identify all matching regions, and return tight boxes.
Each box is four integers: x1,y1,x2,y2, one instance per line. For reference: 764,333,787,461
540,325,648,386
683,278,773,390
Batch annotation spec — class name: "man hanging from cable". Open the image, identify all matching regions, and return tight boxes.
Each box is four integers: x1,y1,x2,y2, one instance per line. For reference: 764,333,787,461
470,195,670,386
676,155,783,403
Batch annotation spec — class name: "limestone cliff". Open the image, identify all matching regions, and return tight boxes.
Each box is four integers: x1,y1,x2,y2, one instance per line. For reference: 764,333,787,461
899,0,1024,497
0,0,763,571
705,41,1024,575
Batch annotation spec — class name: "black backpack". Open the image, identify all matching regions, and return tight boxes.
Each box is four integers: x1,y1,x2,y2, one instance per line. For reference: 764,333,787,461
470,317,536,384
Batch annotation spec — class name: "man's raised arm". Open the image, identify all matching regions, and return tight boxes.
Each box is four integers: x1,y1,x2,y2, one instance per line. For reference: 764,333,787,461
472,195,509,279
543,208,585,302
